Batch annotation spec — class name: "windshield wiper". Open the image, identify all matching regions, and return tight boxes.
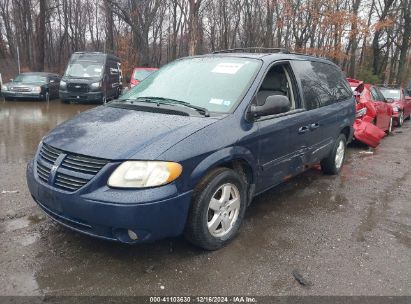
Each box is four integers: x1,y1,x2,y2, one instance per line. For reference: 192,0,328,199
135,97,210,117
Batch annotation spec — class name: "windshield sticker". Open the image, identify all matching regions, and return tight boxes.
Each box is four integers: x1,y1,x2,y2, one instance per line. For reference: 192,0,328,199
94,68,102,72
209,98,224,105
389,90,398,93
223,100,232,106
212,63,244,74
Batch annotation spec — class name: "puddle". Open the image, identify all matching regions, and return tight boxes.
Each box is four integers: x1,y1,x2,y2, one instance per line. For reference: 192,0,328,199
0,214,45,234
0,217,31,233
17,232,40,246
1,272,40,295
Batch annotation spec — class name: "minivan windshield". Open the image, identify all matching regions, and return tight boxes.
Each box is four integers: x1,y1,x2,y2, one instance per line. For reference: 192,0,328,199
14,74,47,83
119,57,262,113
64,61,103,78
380,88,401,100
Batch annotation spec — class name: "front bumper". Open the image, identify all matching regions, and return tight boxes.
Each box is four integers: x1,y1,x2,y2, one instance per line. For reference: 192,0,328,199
2,91,43,99
26,159,193,243
59,90,103,102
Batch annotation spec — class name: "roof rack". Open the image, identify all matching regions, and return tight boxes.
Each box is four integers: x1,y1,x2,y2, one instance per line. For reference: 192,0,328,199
213,47,291,54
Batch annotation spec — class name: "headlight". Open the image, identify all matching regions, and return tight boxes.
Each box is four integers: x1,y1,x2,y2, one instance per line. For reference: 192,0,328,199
60,80,67,89
90,82,101,89
32,86,41,93
108,161,182,188
392,106,399,112
2,85,8,91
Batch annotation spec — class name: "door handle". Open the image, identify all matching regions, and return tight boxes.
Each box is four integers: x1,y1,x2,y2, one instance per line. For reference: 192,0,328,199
309,123,320,130
298,126,309,134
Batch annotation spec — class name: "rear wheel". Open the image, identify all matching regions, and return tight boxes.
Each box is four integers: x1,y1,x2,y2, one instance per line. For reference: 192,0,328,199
321,134,347,175
185,168,247,250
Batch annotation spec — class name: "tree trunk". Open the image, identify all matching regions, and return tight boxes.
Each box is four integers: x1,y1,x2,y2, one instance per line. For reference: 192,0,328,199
397,0,411,85
35,0,46,71
105,0,115,53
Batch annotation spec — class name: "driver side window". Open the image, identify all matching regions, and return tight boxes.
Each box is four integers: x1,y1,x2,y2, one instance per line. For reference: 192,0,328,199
256,63,296,111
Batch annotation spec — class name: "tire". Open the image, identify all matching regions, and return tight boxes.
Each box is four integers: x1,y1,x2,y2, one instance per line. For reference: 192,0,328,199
185,168,247,250
397,111,404,127
387,117,393,134
321,134,347,175
43,91,49,102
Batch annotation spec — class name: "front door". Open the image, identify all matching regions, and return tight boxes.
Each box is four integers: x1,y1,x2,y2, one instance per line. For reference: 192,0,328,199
254,62,308,192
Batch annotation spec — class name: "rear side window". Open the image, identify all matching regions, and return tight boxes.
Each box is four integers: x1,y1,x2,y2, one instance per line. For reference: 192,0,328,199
370,87,385,101
108,60,120,75
292,60,352,110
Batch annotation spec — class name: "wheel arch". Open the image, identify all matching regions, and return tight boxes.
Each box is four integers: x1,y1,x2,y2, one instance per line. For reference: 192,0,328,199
189,146,258,204
340,125,351,141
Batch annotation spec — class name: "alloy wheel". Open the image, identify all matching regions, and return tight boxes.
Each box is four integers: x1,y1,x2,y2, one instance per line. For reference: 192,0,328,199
335,140,345,170
207,183,241,238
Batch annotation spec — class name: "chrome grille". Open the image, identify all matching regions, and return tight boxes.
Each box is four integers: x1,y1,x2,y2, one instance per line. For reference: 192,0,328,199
36,161,51,183
39,143,61,164
61,154,108,174
55,173,89,192
11,87,31,92
35,143,109,192
67,83,89,93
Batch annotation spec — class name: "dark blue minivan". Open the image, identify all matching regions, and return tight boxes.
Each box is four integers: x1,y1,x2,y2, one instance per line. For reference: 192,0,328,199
27,50,355,250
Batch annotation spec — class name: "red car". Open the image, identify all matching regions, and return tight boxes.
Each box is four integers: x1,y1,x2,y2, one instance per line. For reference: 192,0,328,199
379,87,411,127
348,78,393,133
129,67,158,88
347,78,394,147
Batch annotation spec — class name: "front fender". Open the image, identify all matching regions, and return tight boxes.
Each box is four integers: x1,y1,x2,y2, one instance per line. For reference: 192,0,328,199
188,146,258,189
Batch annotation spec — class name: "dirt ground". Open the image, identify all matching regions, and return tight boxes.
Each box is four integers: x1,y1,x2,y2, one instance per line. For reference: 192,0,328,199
0,99,410,296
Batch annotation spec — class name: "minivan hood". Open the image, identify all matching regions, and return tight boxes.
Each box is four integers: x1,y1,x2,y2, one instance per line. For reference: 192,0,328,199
43,106,217,160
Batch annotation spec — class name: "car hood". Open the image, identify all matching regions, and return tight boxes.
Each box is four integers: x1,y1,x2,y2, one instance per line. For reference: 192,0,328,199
62,77,100,84
43,105,218,160
5,82,45,87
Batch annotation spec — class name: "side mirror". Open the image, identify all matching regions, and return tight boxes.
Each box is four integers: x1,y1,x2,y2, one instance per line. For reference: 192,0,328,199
405,96,411,101
10,79,13,82
251,95,291,118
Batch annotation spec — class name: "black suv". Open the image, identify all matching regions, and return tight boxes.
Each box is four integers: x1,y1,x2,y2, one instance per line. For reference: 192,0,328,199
2,72,61,101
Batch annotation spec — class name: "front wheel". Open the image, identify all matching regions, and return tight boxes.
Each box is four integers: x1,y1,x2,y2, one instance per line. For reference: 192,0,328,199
321,134,347,175
387,117,393,134
185,168,247,250
397,112,404,127
43,91,49,102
